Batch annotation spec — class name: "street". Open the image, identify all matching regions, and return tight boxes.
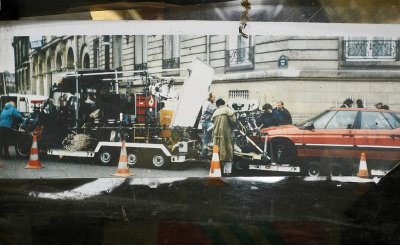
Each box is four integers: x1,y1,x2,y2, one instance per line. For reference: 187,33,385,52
0,148,211,179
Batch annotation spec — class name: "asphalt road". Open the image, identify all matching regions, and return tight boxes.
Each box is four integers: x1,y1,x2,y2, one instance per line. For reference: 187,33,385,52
0,153,211,179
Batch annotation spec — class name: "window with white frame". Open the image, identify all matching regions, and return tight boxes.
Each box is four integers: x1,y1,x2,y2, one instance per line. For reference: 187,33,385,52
163,35,180,69
226,35,254,69
134,35,148,70
344,37,398,61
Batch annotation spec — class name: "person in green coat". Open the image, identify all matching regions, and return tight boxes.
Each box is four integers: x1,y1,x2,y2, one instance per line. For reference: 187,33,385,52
211,98,237,174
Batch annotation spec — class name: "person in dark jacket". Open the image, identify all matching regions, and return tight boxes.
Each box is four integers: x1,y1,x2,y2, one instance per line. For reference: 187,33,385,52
356,99,364,108
275,101,292,125
0,101,23,159
259,103,280,128
340,98,353,108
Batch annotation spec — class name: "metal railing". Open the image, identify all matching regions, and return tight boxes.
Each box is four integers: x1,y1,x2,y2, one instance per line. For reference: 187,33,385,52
134,63,147,71
162,57,180,69
344,40,398,60
225,46,255,68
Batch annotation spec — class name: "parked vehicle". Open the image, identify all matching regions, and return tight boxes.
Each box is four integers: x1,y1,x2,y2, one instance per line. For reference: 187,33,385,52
0,93,48,115
258,108,400,175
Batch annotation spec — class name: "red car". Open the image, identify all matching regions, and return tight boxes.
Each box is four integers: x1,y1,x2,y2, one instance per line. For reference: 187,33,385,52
259,108,400,176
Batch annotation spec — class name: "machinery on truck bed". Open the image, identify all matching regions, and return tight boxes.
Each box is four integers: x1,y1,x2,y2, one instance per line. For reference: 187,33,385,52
16,58,215,169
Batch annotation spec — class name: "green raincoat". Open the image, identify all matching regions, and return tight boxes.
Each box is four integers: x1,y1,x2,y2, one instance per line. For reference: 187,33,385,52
211,106,237,162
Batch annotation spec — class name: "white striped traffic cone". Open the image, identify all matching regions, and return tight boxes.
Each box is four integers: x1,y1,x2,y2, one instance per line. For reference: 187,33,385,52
357,152,369,178
209,145,222,178
112,140,134,177
25,134,42,169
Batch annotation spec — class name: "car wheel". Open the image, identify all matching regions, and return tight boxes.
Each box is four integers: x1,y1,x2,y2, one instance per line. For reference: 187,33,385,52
150,152,169,169
97,147,117,165
15,136,32,159
329,164,344,177
270,139,296,164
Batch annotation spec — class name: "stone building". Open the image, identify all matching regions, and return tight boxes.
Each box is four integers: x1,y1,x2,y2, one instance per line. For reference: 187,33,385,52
0,71,15,94
12,36,30,94
26,35,400,121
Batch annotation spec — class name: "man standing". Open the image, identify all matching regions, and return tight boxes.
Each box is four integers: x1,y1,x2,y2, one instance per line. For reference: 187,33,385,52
275,101,292,125
212,98,237,174
200,92,216,159
0,101,23,159
259,103,280,128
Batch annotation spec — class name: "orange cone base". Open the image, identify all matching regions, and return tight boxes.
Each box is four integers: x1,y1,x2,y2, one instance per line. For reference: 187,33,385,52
111,168,133,177
357,170,369,178
25,160,42,169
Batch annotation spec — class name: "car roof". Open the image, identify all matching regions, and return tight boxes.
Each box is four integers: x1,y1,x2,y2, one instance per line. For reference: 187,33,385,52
330,107,399,113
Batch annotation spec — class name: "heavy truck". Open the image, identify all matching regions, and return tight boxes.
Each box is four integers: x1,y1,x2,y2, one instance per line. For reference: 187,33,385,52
16,58,217,169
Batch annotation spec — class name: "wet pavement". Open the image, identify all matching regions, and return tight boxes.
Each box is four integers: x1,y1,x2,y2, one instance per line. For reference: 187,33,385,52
2,174,398,244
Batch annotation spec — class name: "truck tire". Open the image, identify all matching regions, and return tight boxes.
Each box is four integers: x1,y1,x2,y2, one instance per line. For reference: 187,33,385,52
97,147,118,166
329,163,344,177
15,135,32,159
305,163,324,177
150,151,170,169
127,151,139,167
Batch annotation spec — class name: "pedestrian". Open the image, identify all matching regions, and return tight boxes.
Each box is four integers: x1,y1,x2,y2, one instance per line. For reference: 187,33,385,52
259,103,280,128
356,99,364,108
340,98,353,108
375,102,383,109
211,98,237,174
0,101,23,159
200,92,217,159
275,101,292,125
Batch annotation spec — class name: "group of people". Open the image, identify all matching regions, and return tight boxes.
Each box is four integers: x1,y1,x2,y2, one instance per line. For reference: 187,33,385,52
200,93,292,175
258,101,292,129
340,98,390,110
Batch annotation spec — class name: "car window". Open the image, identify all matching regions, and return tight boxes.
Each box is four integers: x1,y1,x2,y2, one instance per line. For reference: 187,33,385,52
360,112,392,129
313,110,336,129
325,111,357,129
382,112,400,129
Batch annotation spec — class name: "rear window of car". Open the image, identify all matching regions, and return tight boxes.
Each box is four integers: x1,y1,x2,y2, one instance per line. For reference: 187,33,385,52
382,112,400,129
325,111,358,129
360,112,392,129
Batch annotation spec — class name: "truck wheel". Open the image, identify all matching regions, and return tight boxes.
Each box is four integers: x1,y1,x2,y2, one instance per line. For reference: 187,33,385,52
127,152,139,167
151,152,169,169
15,136,32,159
97,147,117,165
329,164,344,177
305,163,323,177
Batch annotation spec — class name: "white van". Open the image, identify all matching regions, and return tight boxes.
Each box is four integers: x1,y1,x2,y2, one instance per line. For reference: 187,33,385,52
0,93,48,115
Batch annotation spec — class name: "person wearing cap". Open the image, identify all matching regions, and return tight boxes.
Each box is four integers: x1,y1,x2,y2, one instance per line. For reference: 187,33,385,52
0,101,23,159
211,98,237,175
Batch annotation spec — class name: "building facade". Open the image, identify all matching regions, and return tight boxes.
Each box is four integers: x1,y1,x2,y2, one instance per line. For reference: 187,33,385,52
24,35,400,121
0,71,15,94
12,36,30,94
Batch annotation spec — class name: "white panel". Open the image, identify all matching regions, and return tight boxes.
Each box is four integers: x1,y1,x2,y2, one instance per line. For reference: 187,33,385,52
171,58,214,127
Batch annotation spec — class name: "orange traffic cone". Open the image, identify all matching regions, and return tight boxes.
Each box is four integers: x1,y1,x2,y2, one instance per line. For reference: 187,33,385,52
25,134,42,169
208,145,225,185
209,145,222,178
357,152,369,178
112,140,134,177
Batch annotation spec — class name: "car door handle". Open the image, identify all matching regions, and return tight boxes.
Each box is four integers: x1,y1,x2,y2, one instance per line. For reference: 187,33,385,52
342,134,354,137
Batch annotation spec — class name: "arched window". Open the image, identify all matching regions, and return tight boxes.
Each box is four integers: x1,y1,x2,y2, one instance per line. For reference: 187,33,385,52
83,53,90,68
67,48,74,69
